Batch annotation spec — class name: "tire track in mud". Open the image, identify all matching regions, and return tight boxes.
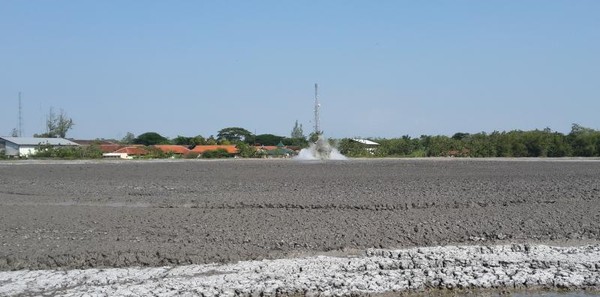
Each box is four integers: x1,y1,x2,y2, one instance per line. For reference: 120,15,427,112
0,198,570,211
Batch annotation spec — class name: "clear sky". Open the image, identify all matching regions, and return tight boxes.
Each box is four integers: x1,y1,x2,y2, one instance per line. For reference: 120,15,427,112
1,1,599,140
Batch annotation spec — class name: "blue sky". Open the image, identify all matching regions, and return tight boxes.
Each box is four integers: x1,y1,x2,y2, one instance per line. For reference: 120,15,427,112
1,1,599,140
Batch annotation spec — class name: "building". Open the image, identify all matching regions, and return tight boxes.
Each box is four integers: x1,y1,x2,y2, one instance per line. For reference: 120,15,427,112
0,137,79,158
70,139,124,154
109,146,149,158
255,141,296,158
351,138,380,154
153,145,191,156
190,145,239,156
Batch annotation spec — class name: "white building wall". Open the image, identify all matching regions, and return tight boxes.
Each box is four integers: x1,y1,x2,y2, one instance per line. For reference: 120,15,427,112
18,146,38,157
0,137,80,157
3,144,40,157
103,153,131,159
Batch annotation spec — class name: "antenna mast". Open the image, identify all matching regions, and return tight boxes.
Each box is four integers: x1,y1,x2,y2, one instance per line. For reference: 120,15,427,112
313,83,321,135
18,92,23,137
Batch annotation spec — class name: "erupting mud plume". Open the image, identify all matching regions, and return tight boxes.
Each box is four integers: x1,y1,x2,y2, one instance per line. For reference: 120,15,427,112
295,83,347,161
296,135,346,160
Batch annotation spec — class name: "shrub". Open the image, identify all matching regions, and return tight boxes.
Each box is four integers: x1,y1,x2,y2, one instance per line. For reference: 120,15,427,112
201,149,232,159
141,147,166,159
184,152,200,159
32,144,103,159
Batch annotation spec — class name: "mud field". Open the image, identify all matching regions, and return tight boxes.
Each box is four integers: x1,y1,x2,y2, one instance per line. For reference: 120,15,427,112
1,159,599,271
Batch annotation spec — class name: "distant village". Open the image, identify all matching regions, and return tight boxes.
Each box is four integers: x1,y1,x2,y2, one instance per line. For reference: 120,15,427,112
0,136,305,159
3,124,600,159
0,133,381,160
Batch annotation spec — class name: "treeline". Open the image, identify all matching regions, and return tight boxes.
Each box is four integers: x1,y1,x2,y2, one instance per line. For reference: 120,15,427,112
126,127,309,147
19,124,600,160
339,124,600,158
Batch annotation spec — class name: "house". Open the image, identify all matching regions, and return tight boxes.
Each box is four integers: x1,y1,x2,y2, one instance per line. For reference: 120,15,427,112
351,138,380,146
190,145,239,156
98,144,126,153
0,137,79,158
70,139,124,154
153,145,191,156
255,141,296,158
351,138,380,154
108,146,149,158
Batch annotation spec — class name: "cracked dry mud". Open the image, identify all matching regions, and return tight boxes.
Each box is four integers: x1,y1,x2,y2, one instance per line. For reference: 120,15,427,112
0,159,599,276
1,244,599,296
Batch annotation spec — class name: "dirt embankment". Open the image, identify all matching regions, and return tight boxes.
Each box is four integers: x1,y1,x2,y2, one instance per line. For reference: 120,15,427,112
0,159,599,271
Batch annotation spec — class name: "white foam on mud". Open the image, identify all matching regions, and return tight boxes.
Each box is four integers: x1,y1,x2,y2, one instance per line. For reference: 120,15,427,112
295,136,347,160
2,244,599,296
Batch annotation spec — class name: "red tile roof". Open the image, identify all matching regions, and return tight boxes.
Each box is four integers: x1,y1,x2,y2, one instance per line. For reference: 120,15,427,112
113,146,148,155
153,145,190,154
99,144,125,153
190,145,238,154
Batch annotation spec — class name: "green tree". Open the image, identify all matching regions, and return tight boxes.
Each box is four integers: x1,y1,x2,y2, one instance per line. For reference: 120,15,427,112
236,142,256,158
519,129,551,157
509,132,528,157
217,127,253,143
451,132,470,141
255,134,284,146
282,137,309,148
425,136,462,157
547,132,572,157
338,138,371,157
191,135,206,145
134,132,169,145
568,124,600,156
490,131,512,157
36,108,75,138
291,120,305,139
172,135,193,145
121,132,135,144
377,136,418,157
463,132,496,157
206,135,218,145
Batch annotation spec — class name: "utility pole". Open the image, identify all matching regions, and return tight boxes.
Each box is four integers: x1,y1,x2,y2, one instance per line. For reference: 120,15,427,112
18,92,23,137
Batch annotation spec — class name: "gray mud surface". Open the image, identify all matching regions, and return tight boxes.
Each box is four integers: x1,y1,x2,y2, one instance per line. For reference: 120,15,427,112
1,159,599,271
